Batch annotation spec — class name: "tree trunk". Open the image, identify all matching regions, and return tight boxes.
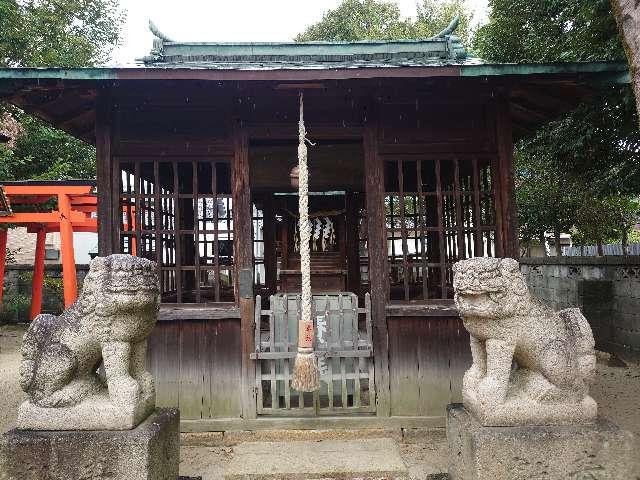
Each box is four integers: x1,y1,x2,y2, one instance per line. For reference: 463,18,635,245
554,230,563,257
622,228,629,256
540,233,547,257
597,240,604,257
611,0,640,120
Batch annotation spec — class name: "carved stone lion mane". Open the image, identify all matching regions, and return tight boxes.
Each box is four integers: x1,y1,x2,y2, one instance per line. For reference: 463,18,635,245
453,257,597,426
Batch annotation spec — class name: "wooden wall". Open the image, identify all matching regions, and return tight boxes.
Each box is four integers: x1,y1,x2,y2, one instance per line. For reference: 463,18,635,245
146,319,242,419
388,316,471,417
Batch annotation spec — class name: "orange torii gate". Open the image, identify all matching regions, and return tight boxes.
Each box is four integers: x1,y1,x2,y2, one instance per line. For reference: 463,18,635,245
0,181,97,319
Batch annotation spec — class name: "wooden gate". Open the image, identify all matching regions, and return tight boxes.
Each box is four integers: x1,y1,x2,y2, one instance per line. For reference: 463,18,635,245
251,293,375,416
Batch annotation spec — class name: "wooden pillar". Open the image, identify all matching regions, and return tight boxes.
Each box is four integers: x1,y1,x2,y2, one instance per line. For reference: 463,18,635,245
30,229,46,320
96,88,114,256
495,96,519,259
58,193,78,307
0,229,7,306
364,126,391,417
232,127,257,419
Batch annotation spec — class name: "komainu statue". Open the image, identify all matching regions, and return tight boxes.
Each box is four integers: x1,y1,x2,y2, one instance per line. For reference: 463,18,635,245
16,254,160,430
453,257,597,426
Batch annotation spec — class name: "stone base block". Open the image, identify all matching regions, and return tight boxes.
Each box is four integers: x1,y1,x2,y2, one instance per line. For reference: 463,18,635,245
16,392,155,430
0,408,179,480
446,403,635,480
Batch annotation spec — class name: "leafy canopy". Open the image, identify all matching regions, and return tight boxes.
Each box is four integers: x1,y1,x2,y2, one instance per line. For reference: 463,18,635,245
296,0,473,45
475,0,639,247
0,0,124,68
0,0,125,181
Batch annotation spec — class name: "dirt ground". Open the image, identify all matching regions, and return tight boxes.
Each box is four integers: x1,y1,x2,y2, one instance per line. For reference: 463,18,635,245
1,323,639,479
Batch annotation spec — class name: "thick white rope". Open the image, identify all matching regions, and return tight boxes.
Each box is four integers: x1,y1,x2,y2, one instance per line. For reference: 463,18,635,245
298,92,312,351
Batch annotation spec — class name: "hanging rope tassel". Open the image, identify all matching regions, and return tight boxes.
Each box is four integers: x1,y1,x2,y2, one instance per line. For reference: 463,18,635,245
291,92,320,393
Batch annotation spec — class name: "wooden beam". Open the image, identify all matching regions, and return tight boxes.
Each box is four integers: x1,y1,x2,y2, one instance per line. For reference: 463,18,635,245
495,96,519,259
96,89,114,255
0,211,89,224
2,185,93,195
364,124,391,417
232,125,257,420
30,229,46,320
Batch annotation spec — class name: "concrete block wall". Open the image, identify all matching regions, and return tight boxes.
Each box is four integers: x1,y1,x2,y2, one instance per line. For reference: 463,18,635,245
520,257,640,362
1,264,89,323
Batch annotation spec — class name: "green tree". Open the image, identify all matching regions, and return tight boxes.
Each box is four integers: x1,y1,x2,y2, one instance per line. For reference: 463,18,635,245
474,0,640,253
0,0,124,68
296,0,472,43
0,0,125,180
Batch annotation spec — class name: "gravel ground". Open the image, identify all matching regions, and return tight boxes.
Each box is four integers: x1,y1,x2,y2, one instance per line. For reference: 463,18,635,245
1,324,638,479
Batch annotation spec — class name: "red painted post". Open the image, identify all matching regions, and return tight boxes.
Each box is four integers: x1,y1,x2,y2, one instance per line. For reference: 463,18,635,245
58,194,78,307
30,229,46,320
0,229,7,306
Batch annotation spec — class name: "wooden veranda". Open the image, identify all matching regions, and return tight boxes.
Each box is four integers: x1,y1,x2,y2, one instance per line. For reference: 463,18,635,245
0,24,630,430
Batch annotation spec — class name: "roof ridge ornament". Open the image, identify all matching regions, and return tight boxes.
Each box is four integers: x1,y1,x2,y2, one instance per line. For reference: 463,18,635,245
139,19,174,64
149,19,174,42
431,15,460,39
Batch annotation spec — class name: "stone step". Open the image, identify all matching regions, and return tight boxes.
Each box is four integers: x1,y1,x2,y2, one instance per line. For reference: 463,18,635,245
224,438,409,480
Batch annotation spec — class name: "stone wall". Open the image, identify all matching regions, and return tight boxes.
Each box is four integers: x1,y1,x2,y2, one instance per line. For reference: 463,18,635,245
520,257,640,361
0,264,89,323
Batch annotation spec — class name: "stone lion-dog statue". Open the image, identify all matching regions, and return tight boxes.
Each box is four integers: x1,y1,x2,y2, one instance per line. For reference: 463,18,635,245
17,254,160,430
453,257,597,426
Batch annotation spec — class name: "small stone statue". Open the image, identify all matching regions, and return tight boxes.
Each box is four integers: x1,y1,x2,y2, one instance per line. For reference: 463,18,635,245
453,257,597,426
17,254,161,430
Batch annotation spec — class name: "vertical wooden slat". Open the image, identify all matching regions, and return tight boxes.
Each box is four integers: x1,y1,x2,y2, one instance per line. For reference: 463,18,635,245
262,194,277,294
397,159,410,300
134,161,141,257
453,159,466,261
345,192,361,294
340,356,348,408
172,160,182,302
154,161,162,267
269,295,277,410
472,158,483,257
435,160,447,297
416,161,428,299
212,162,220,302
364,125,389,416
193,160,201,302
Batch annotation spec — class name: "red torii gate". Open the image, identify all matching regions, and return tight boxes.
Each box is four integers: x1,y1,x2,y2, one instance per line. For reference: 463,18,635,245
0,181,97,319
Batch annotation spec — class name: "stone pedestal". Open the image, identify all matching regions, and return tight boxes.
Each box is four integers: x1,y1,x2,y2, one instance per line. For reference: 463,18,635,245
16,392,155,430
0,409,179,480
446,403,635,480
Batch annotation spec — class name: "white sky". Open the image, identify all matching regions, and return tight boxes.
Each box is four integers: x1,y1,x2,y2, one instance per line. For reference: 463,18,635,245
111,0,488,65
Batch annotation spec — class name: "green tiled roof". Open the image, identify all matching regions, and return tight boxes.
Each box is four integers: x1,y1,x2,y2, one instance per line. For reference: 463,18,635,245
139,17,468,68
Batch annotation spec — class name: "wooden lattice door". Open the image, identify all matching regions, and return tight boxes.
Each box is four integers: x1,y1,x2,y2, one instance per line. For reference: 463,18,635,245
251,293,375,416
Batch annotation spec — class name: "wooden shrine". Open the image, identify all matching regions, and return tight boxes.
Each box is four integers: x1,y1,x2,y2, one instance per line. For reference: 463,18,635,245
0,20,630,430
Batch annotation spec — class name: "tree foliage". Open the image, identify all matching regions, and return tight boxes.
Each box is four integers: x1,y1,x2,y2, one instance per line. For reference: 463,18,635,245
0,0,124,180
296,0,472,44
474,0,625,63
0,0,124,68
475,0,640,252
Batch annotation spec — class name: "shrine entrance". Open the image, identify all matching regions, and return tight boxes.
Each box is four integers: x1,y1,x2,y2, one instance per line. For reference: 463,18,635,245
249,138,373,416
